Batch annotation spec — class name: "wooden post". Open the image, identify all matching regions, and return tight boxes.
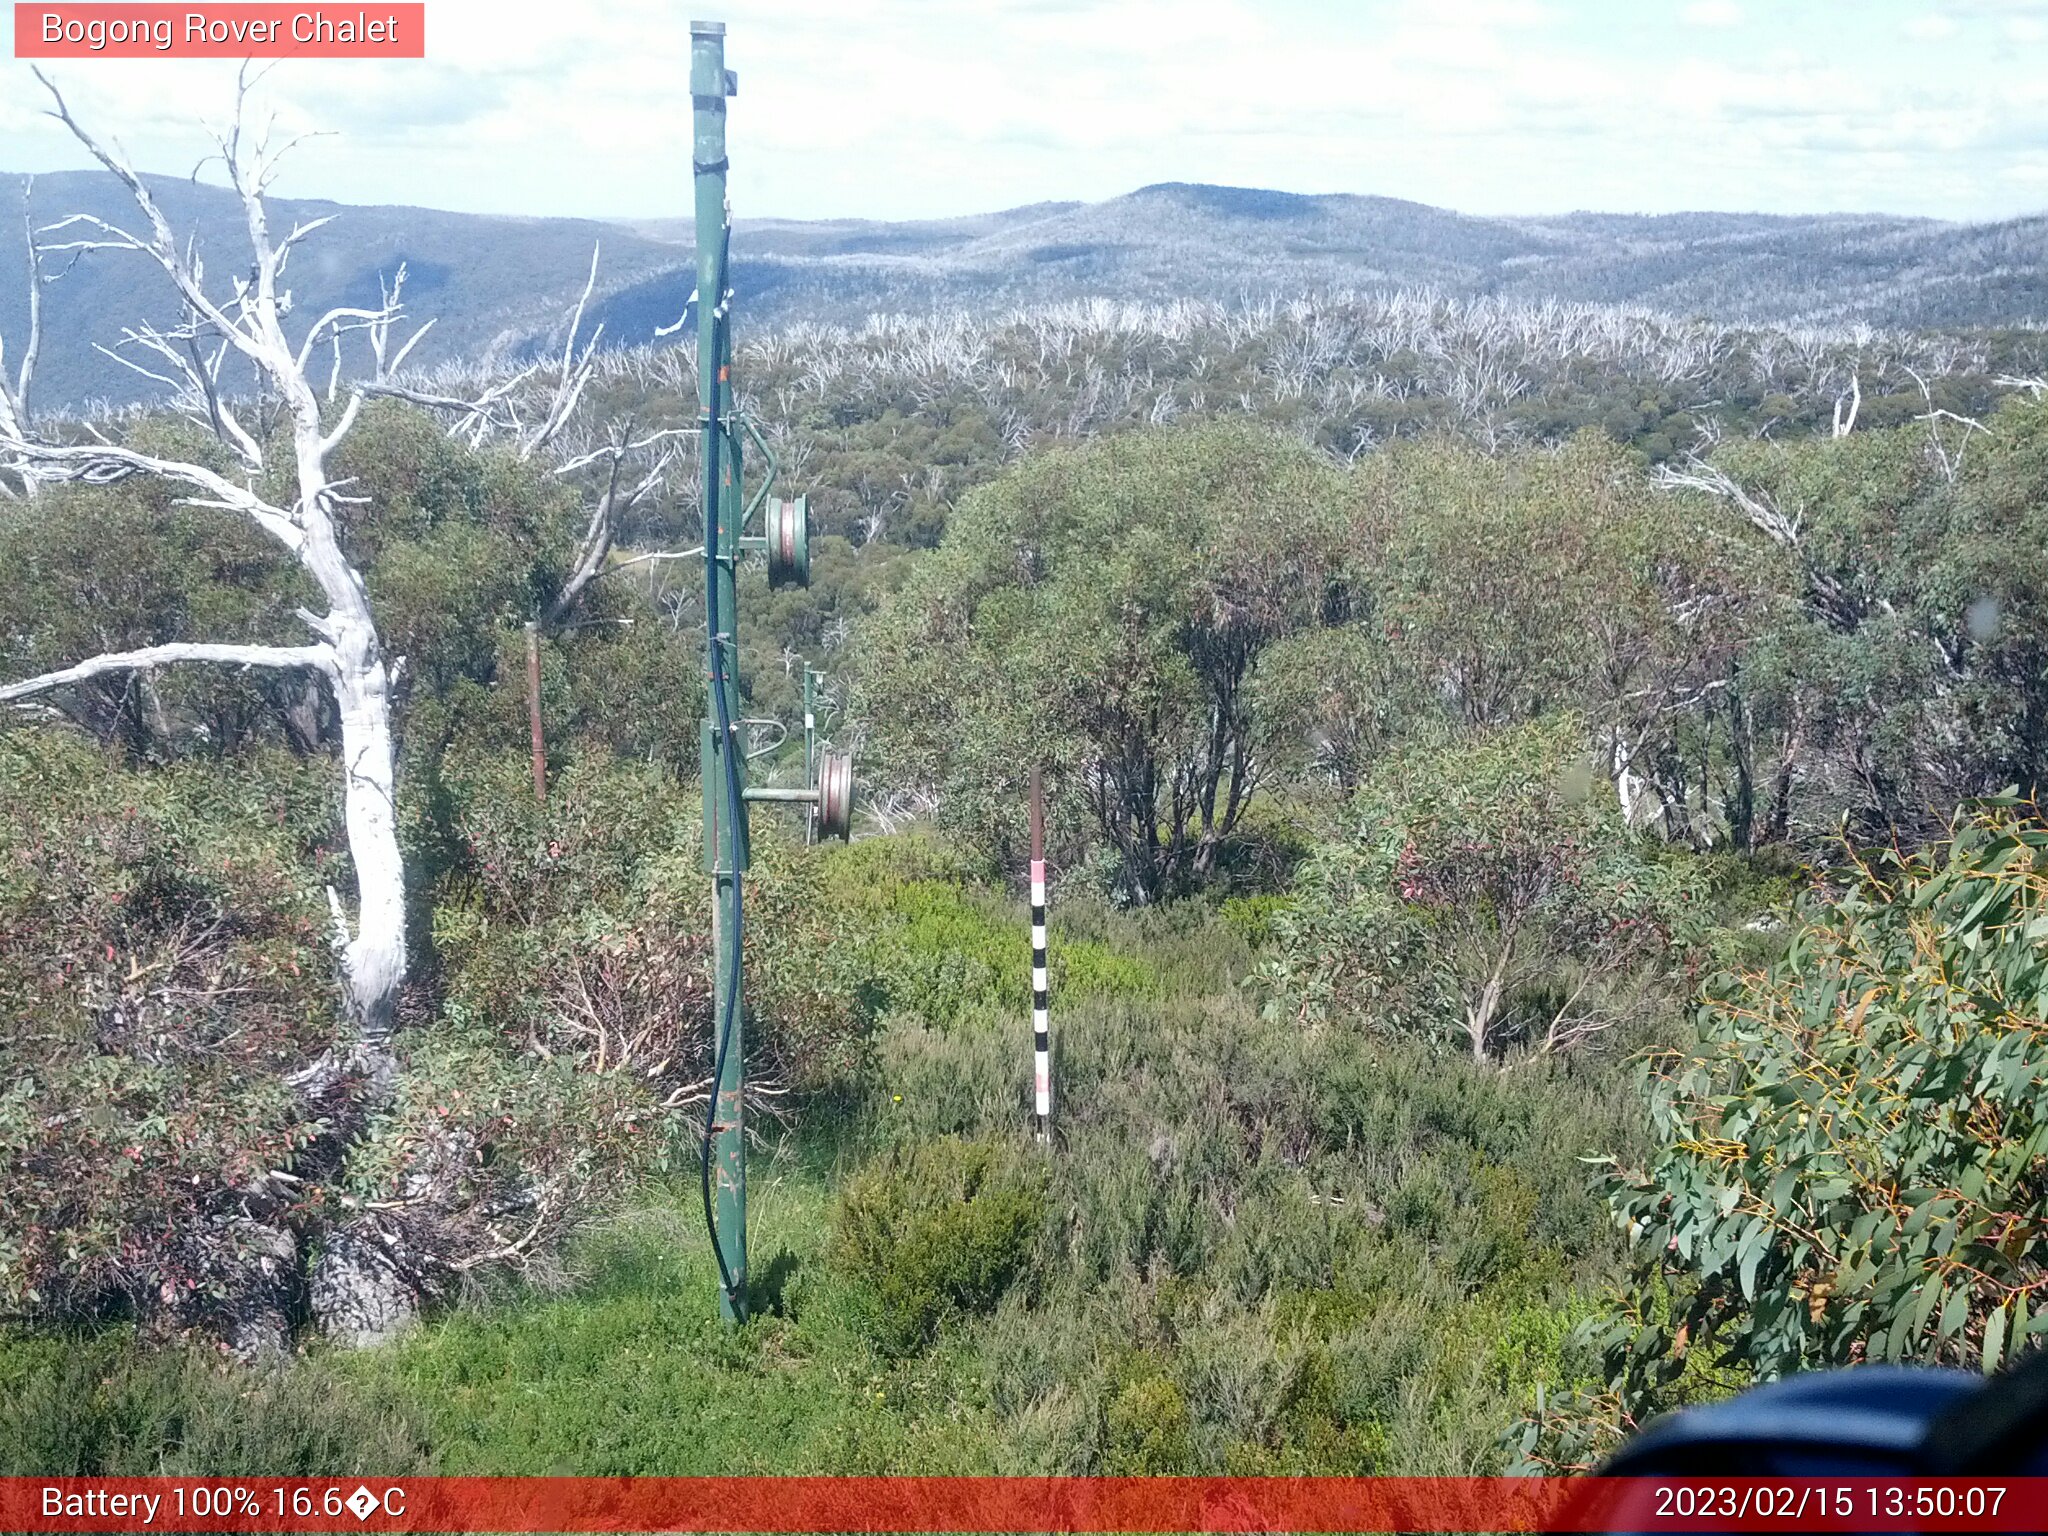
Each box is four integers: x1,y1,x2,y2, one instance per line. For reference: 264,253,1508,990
1030,766,1050,1141
525,620,546,803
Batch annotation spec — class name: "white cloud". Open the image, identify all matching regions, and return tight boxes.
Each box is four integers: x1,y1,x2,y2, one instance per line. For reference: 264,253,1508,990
2,0,2047,223
1682,1,1745,26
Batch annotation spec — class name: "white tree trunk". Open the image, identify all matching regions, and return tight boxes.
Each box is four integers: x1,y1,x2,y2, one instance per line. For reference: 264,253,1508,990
290,406,407,1045
2,71,428,1057
330,631,405,1042
1609,729,1657,831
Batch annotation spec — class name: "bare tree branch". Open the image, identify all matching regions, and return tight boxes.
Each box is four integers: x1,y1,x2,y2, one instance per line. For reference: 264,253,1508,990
1902,363,1989,482
1654,454,1800,545
540,425,678,629
31,69,279,388
606,546,704,573
521,242,605,461
0,642,335,704
3,438,306,550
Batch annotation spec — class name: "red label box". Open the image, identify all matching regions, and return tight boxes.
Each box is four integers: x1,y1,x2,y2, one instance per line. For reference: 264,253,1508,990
14,4,426,58
7,1476,2048,1533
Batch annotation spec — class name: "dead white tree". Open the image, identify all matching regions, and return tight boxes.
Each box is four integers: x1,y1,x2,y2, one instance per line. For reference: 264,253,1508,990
541,421,685,627
1831,367,1861,438
378,247,692,629
364,243,601,455
1655,454,1802,546
0,178,49,496
1656,451,1879,639
0,70,427,1057
1902,364,1989,483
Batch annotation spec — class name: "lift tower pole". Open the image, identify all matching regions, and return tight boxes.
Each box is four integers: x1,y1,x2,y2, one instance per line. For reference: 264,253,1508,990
686,20,851,1325
692,17,747,1324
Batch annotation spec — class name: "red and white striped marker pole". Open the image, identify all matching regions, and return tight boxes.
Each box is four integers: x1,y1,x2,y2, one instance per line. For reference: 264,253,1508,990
1029,766,1051,1142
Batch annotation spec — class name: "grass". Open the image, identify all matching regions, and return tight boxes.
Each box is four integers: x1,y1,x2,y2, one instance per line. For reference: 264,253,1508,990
338,1157,1008,1475
3,877,1651,1478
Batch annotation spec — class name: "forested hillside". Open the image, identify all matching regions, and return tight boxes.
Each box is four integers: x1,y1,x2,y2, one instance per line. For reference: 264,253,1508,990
10,126,2048,1482
0,170,684,411
616,183,2048,336
13,167,2048,410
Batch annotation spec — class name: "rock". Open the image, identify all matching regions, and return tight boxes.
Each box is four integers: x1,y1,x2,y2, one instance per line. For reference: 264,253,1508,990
309,1225,419,1347
158,1216,300,1363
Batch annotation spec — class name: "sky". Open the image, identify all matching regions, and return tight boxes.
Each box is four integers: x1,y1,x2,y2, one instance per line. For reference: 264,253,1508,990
4,0,2048,224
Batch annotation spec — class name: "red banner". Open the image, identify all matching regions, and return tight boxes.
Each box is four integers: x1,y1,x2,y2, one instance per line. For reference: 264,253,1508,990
4,1476,2048,1533
13,4,425,58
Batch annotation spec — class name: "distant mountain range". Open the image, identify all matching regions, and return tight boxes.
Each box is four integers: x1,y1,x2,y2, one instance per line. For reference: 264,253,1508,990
0,170,687,415
6,173,2048,412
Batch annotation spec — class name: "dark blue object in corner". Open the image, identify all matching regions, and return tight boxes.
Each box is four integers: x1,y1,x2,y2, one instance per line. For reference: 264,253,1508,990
1603,1366,1986,1478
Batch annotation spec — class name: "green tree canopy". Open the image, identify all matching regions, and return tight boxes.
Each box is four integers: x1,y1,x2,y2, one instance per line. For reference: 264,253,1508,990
1262,716,1702,1061
1668,400,2048,840
860,421,1350,900
1353,433,1773,844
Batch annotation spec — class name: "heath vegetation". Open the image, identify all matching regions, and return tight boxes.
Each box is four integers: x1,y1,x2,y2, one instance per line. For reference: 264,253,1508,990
10,104,2048,1475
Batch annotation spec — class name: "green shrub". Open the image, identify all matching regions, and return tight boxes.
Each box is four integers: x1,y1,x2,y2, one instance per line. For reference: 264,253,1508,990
559,618,706,776
1101,1368,1192,1473
0,469,313,759
1616,801,2048,1374
0,735,335,1328
1261,717,1704,1061
1537,800,2048,1467
0,1331,430,1475
428,753,872,1108
1218,894,1292,950
1206,797,1323,895
338,1005,668,1295
860,422,1352,902
834,1137,1048,1356
811,834,1160,1026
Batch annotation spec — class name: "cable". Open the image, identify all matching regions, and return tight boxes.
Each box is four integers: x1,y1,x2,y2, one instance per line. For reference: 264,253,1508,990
698,215,746,1319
